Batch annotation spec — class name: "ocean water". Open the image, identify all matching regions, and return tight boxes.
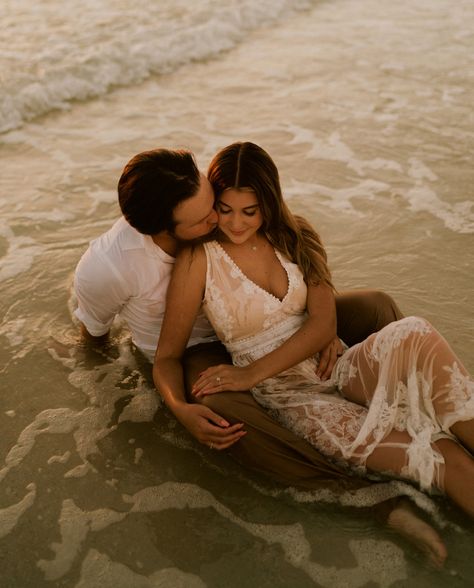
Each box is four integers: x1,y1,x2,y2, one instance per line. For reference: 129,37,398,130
1,0,473,586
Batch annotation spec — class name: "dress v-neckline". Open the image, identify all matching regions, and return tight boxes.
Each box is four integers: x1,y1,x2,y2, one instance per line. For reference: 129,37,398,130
214,241,291,303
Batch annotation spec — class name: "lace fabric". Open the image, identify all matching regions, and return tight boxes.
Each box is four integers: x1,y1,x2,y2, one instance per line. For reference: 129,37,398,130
202,241,474,492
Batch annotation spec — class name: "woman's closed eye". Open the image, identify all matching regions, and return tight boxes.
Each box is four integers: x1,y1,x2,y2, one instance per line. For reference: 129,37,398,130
217,205,259,216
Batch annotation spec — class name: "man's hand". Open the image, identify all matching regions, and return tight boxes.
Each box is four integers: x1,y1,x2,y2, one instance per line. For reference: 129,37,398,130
174,402,246,450
191,364,257,398
316,336,345,380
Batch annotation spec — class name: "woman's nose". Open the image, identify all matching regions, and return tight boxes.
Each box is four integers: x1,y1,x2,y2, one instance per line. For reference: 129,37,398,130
229,214,245,229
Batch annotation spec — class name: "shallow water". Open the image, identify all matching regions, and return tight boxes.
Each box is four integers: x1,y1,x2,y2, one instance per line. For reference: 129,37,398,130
1,0,473,586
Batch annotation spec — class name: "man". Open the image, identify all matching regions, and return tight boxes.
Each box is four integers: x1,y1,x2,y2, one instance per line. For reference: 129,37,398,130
73,149,446,565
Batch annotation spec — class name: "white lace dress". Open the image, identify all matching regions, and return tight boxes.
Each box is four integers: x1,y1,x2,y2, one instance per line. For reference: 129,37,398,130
202,241,474,491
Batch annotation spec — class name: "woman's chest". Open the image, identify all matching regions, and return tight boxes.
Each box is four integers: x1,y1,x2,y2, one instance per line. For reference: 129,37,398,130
222,245,290,302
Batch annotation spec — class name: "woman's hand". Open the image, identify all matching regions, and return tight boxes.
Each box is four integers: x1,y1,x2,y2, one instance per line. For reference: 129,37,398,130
316,336,345,380
192,364,257,398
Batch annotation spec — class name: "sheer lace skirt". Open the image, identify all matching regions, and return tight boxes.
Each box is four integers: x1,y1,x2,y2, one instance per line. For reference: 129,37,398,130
233,317,474,492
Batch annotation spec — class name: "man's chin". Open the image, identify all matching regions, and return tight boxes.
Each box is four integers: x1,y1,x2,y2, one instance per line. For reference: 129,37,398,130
174,226,219,248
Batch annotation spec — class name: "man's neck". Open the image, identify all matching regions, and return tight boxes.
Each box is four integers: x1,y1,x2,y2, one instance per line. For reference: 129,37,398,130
151,232,178,257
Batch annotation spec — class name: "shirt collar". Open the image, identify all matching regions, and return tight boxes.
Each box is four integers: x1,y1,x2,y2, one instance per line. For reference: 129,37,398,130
118,217,174,263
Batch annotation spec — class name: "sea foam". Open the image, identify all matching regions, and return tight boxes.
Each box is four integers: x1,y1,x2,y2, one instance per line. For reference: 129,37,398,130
0,0,317,133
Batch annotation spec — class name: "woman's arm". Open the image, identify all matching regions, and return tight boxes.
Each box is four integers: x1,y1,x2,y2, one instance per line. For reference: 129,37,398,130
192,281,337,396
154,246,245,449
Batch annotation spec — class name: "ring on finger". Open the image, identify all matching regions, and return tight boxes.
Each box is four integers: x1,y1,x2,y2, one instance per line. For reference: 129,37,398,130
215,376,221,384
209,442,214,449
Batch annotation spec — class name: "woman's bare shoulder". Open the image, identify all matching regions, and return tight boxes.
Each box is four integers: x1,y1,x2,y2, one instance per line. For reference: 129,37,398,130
175,243,206,272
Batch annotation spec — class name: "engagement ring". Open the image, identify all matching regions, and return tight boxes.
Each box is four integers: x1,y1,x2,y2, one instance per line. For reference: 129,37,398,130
216,376,221,383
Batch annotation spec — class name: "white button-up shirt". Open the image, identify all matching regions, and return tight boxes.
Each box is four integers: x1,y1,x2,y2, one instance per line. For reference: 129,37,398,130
74,217,216,362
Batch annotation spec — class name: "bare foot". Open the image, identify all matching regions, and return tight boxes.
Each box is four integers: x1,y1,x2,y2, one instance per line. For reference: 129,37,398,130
387,499,447,569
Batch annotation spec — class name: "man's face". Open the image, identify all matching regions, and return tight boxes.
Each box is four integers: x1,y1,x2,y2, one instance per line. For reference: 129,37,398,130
172,174,218,241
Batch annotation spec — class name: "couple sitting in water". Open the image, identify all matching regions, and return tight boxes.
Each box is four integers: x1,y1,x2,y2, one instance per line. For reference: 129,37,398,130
75,142,474,567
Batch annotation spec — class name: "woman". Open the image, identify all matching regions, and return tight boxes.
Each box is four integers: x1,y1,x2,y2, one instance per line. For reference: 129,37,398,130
154,141,474,519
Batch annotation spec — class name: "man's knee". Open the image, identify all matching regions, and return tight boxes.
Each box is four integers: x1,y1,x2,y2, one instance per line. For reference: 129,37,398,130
370,290,403,327
198,391,257,423
336,289,402,345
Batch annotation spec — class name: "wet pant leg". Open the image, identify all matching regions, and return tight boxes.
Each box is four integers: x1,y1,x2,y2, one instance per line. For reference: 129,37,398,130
181,290,405,516
335,289,403,347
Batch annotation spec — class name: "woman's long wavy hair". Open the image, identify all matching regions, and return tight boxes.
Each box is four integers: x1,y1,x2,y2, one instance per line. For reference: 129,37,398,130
207,142,334,289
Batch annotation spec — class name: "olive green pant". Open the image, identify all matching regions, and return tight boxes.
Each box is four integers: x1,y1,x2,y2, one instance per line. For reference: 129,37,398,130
182,290,403,507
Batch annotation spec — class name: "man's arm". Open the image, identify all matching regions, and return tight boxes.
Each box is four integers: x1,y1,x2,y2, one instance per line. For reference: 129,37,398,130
73,246,126,345
154,246,246,449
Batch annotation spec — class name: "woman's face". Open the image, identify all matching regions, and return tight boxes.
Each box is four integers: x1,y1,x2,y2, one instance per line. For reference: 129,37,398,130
216,188,263,245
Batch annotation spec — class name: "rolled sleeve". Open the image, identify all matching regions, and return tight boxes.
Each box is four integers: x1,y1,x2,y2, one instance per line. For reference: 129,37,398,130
73,248,129,337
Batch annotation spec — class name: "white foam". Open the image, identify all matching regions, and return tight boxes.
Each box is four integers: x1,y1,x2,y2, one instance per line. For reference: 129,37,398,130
404,158,474,233
134,448,144,465
34,483,409,587
286,125,403,176
8,209,75,223
0,483,36,539
0,222,45,283
285,178,390,217
118,389,159,424
0,318,26,347
74,550,207,588
122,482,407,587
0,0,319,133
47,451,72,465
0,353,158,484
408,158,438,182
37,499,127,581
0,408,82,483
64,463,96,479
405,185,474,234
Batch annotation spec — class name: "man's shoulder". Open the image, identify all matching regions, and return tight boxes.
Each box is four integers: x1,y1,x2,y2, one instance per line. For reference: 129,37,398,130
75,217,174,286
92,217,144,253
84,217,153,267
74,218,140,279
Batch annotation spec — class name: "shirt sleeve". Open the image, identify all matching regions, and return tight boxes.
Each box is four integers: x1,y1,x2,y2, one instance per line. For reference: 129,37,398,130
73,246,129,337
